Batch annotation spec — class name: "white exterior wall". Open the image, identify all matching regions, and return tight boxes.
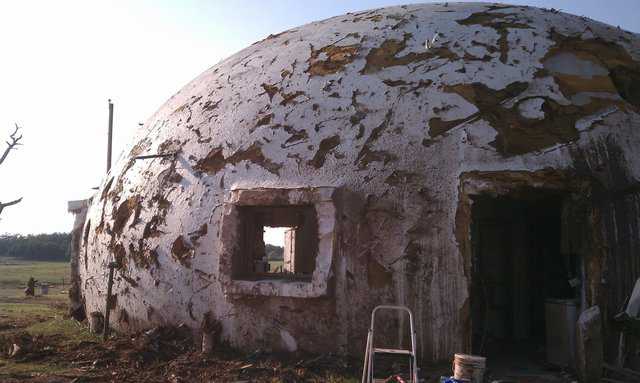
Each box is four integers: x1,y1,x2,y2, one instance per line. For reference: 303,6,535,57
77,3,640,362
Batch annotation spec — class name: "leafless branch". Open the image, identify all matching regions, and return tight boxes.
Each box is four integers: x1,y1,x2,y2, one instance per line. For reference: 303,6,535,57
0,197,22,216
0,124,24,217
0,123,23,167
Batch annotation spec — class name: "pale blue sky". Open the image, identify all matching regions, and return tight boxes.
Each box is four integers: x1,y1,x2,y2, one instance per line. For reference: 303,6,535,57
0,1,637,234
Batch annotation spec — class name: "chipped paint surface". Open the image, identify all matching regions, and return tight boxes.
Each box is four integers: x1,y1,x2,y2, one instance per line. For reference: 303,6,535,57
79,3,640,362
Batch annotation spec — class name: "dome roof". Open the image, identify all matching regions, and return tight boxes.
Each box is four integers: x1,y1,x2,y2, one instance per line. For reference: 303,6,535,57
88,2,640,280
90,1,640,274
129,1,640,169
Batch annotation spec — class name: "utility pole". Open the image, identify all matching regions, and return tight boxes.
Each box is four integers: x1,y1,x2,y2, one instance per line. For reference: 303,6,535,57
107,99,114,173
103,100,115,340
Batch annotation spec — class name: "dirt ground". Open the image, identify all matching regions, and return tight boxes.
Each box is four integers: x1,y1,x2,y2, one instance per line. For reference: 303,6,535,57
0,296,366,382
0,294,583,383
0,259,577,383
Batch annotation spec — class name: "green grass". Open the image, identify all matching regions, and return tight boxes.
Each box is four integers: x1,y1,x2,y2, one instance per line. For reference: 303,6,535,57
0,360,74,377
0,258,74,336
323,377,359,383
0,257,70,286
268,260,284,272
0,256,70,300
0,302,60,319
27,317,99,345
0,265,98,379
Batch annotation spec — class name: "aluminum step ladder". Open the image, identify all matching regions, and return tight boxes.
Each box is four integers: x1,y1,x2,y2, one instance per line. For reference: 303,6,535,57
361,305,418,383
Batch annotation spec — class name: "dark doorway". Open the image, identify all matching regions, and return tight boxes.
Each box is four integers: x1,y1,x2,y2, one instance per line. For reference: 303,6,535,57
470,190,578,368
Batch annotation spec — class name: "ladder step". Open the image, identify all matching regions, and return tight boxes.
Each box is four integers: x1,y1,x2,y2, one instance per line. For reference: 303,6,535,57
372,347,414,356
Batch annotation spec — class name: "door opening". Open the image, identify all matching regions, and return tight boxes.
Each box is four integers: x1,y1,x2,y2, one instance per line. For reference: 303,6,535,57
470,190,580,368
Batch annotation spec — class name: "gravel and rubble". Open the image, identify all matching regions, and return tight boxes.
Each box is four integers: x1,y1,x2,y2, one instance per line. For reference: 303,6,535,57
1,319,360,382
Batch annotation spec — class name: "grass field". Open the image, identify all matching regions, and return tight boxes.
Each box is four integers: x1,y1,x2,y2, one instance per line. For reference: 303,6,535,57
268,259,284,272
0,257,70,299
0,257,100,380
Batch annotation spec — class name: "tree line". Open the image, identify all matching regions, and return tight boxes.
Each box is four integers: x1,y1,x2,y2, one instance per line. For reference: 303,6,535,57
265,243,284,260
0,233,71,262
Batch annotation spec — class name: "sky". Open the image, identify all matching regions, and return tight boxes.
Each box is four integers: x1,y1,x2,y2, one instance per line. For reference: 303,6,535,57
0,0,638,236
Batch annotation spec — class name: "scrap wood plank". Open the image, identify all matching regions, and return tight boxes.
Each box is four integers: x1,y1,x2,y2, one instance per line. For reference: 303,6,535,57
626,279,640,317
604,363,640,381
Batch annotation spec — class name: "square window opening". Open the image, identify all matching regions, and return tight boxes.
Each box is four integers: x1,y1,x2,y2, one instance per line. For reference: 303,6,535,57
233,205,318,281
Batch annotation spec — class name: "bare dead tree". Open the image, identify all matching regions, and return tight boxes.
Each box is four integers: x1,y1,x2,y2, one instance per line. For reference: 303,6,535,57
0,124,23,217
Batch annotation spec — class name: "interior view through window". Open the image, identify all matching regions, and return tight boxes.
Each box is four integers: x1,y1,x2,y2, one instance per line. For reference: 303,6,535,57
470,190,580,371
234,205,318,281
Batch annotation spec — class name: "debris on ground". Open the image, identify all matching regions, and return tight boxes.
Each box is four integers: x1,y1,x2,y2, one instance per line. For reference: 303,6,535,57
1,318,359,382
603,363,640,382
1,332,55,363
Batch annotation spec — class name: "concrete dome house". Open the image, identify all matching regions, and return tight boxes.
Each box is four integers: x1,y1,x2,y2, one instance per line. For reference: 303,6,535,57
69,2,640,364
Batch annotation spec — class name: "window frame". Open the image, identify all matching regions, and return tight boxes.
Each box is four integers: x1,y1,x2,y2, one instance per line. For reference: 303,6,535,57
218,187,337,298
234,205,318,281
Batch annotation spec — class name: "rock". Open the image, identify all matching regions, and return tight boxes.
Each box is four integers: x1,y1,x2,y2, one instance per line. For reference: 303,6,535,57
8,343,21,358
279,329,298,352
576,306,603,383
202,332,215,354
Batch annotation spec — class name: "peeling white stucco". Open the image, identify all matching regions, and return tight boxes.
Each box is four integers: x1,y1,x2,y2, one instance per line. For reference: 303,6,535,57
76,2,640,362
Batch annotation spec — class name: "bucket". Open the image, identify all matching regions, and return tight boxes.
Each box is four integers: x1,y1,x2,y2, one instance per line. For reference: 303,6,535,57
453,353,486,383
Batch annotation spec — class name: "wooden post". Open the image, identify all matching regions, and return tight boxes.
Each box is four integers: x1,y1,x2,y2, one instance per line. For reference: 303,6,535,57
107,99,114,173
103,262,117,340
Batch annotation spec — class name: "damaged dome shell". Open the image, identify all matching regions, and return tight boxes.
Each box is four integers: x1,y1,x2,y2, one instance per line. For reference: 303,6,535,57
78,2,640,361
